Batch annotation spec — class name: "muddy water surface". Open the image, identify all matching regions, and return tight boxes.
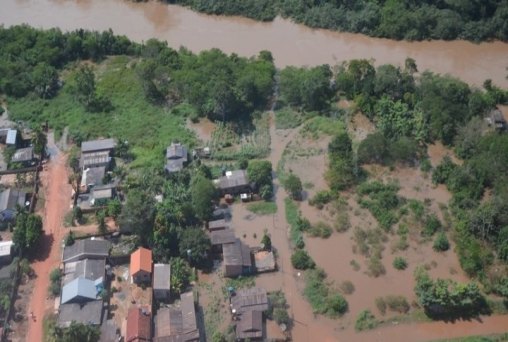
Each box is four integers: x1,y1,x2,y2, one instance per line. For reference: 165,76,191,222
2,0,508,87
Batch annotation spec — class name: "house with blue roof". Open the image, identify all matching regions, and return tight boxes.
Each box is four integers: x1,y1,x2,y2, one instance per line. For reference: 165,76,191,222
60,277,103,305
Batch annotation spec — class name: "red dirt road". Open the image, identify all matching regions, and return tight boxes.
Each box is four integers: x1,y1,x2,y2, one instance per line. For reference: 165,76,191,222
26,151,70,341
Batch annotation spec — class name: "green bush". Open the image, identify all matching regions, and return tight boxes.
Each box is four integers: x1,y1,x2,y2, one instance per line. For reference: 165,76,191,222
433,232,450,252
355,310,379,331
393,257,408,270
385,295,410,314
291,250,315,270
375,297,387,315
367,256,386,277
309,190,333,209
423,214,442,237
304,268,348,317
309,221,332,239
273,308,290,325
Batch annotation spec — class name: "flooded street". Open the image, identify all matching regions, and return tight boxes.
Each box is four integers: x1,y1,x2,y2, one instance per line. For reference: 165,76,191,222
2,0,508,88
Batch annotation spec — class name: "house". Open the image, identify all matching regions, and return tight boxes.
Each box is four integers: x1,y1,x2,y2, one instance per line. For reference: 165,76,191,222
62,239,110,263
58,300,104,327
80,138,116,169
131,247,152,284
63,258,106,286
91,185,115,206
165,142,188,173
230,287,269,315
0,129,18,146
154,291,199,342
210,229,236,253
236,310,263,340
153,263,171,301
0,241,13,265
488,108,507,131
216,170,253,196
206,219,228,232
223,239,253,278
0,188,27,222
11,146,35,166
60,277,102,304
80,166,106,193
126,307,152,342
81,138,116,154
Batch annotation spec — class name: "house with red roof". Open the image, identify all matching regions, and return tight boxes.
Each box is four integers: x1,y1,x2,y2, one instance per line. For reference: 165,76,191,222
130,247,152,284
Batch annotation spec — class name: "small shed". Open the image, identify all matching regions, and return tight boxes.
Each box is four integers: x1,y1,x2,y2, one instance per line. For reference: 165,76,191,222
81,138,116,154
153,263,171,301
131,247,152,284
489,109,507,131
165,142,188,173
0,188,27,222
210,229,236,254
207,219,228,231
0,241,13,265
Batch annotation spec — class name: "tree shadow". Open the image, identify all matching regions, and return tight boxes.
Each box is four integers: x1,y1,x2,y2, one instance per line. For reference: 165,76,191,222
28,233,54,262
424,299,492,323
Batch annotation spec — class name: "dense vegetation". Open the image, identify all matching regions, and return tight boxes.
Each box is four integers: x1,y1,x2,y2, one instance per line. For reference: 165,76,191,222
161,0,508,41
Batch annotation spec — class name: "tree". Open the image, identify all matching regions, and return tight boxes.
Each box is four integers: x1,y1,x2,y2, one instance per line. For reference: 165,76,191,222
291,250,315,270
69,65,97,108
247,160,272,189
170,257,192,295
327,133,356,191
261,232,272,251
190,174,216,221
53,321,100,342
284,173,302,200
433,232,450,252
178,228,211,266
13,212,43,255
96,210,107,235
358,132,389,165
107,199,122,219
31,127,48,158
65,230,75,246
119,190,156,246
393,257,408,270
32,62,59,99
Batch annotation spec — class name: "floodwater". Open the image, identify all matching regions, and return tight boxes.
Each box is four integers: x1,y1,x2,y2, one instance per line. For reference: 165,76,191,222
2,0,508,88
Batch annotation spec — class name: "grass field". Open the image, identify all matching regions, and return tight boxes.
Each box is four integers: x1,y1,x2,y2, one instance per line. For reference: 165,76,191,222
246,201,277,215
7,56,196,169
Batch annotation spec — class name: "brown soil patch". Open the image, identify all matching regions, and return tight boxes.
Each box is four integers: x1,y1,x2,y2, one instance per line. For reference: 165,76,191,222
427,142,462,166
186,118,216,144
348,112,375,142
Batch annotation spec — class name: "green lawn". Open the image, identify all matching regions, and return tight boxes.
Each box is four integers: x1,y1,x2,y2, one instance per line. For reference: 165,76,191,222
7,56,196,169
246,201,277,215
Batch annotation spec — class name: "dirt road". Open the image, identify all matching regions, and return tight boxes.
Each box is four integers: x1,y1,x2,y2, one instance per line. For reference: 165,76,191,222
26,135,70,341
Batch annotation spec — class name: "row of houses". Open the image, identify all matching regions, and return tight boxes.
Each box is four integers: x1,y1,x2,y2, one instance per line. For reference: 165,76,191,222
0,128,38,169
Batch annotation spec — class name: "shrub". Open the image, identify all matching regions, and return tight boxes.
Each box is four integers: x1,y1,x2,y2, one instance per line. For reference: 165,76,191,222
350,260,361,271
423,214,441,236
393,257,408,270
433,232,450,252
309,221,332,238
291,250,315,270
385,295,410,313
309,190,333,209
375,297,387,315
340,280,355,295
284,173,303,200
64,231,75,246
273,308,290,325
367,256,386,277
304,268,348,317
355,310,378,331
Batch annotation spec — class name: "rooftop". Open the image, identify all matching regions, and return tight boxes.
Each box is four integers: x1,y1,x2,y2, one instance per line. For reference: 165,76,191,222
130,247,152,276
231,287,268,314
11,146,34,163
0,241,13,258
153,263,171,291
210,229,236,246
58,300,104,327
236,310,263,340
166,143,188,160
217,170,250,190
154,291,199,342
126,307,152,342
61,277,100,304
207,219,228,231
223,239,252,268
0,188,26,212
80,151,111,168
6,129,17,145
63,258,106,286
62,239,110,263
81,138,116,153
92,187,113,200
81,166,106,189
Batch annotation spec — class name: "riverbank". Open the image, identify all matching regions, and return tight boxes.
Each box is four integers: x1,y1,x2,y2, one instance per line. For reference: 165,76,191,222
1,0,507,88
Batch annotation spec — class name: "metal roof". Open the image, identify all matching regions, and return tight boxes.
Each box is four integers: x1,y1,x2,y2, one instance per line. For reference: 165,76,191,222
231,287,268,314
60,277,99,304
58,300,104,327
63,259,106,286
236,310,263,339
81,138,116,153
0,188,26,212
223,239,252,268
6,129,17,145
153,263,171,291
11,147,34,163
62,239,110,263
154,291,199,341
0,241,13,257
218,170,250,189
210,229,236,246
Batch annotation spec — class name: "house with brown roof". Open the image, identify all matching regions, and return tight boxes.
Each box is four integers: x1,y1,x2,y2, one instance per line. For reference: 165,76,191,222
210,229,236,254
236,310,263,340
223,239,253,278
126,306,152,342
216,170,253,196
154,291,199,342
206,219,228,232
131,247,152,284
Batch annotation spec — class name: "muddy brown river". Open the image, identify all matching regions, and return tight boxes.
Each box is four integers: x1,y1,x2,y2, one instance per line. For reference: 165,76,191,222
2,0,508,88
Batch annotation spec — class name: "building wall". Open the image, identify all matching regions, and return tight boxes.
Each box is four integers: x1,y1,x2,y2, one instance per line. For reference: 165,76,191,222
224,264,242,278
